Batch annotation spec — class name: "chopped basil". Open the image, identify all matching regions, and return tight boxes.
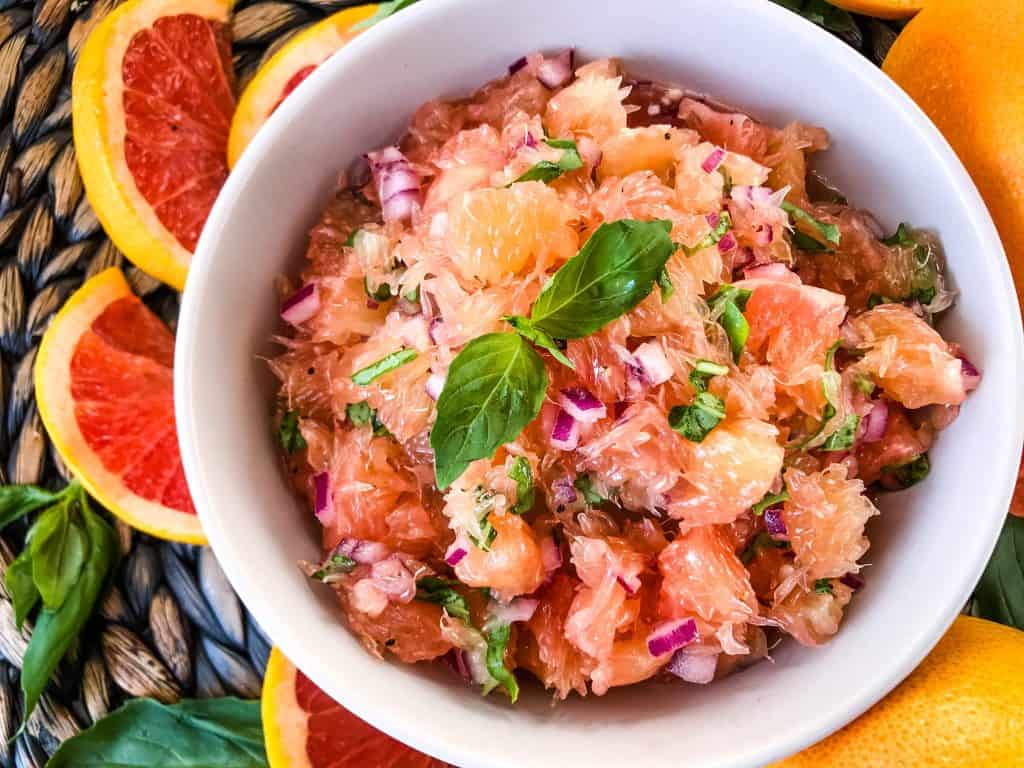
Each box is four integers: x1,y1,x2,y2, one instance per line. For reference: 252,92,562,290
504,315,575,369
882,454,931,489
881,223,913,247
681,211,732,256
403,284,421,303
880,223,945,310
790,341,852,451
707,285,752,363
770,0,861,47
344,229,360,247
792,229,832,253
669,392,726,443
752,487,789,516
740,532,789,565
689,359,729,393
430,333,548,489
854,375,876,396
511,138,583,185
821,414,860,452
657,267,674,302
484,623,519,702
814,578,834,595
573,474,605,505
345,401,391,437
277,410,306,454
416,577,471,623
351,348,418,386
866,293,891,309
310,554,356,583
507,457,535,515
363,277,393,303
781,201,840,247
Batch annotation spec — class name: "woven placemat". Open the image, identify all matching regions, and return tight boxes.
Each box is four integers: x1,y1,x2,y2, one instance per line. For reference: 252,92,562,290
0,1,900,763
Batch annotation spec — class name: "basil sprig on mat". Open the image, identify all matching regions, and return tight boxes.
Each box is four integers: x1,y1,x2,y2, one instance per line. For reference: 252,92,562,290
0,480,118,726
971,515,1024,630
431,220,675,488
47,697,267,767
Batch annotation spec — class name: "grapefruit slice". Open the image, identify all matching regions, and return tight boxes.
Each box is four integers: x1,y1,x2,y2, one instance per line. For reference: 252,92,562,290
72,0,236,290
262,647,450,768
35,268,203,544
227,4,377,167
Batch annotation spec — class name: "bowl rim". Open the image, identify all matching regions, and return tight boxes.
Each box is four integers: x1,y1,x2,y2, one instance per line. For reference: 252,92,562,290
176,0,1024,765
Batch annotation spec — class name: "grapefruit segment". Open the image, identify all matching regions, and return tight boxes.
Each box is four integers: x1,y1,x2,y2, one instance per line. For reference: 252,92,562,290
262,647,450,768
35,268,203,543
73,0,235,290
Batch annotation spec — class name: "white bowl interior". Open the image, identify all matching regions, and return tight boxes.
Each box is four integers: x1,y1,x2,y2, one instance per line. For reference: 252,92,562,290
176,1,1024,766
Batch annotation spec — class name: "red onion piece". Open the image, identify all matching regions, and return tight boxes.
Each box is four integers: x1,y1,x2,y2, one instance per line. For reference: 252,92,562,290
633,342,673,386
840,572,865,591
485,598,539,631
646,618,698,657
559,387,607,423
369,557,415,602
706,212,720,228
366,299,379,310
764,506,787,537
550,409,580,451
445,540,468,566
508,56,527,74
366,146,421,223
959,355,981,392
451,649,471,680
428,317,444,344
536,48,574,89
701,147,726,174
717,232,737,253
667,649,718,684
552,477,578,505
860,400,889,444
336,538,389,565
425,372,445,401
313,472,332,525
281,283,320,326
540,536,562,572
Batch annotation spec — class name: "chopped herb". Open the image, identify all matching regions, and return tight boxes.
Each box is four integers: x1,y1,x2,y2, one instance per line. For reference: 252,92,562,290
740,532,789,565
792,229,832,253
351,348,418,386
781,201,840,246
344,229,359,247
866,293,891,309
573,474,605,505
507,457,534,515
790,341,847,451
854,375,876,396
881,223,913,247
682,211,732,256
669,392,726,443
511,138,583,185
310,554,356,583
469,489,499,551
415,577,471,623
657,267,674,302
883,454,931,489
363,278,392,303
707,285,752,363
752,488,790,516
484,623,519,702
504,315,575,369
821,414,860,452
345,401,392,437
814,578,834,595
403,284,420,303
689,359,729,393
277,411,306,454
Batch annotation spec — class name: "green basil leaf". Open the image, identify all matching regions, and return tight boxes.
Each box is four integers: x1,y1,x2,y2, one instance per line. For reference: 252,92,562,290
277,410,306,455
416,577,471,623
854,375,876,396
0,484,61,529
309,553,356,583
511,140,583,185
752,488,789,516
363,277,393,303
881,454,931,489
740,532,789,565
431,333,548,489
527,219,675,339
866,293,892,309
573,474,605,505
882,222,913,247
5,548,38,629
484,623,519,702
689,359,729,394
504,315,575,369
507,457,535,515
814,578,834,595
792,229,832,253
353,0,419,30
544,138,578,150
346,401,394,438
770,0,860,47
970,515,1024,630
351,348,417,386
781,201,840,246
708,285,751,363
656,267,674,302
344,229,359,247
668,392,726,443
820,414,860,452
22,494,117,725
681,211,732,256
30,500,87,611
47,697,266,768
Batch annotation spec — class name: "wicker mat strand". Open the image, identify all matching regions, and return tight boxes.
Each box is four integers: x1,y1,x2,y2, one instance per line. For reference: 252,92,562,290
0,0,900,765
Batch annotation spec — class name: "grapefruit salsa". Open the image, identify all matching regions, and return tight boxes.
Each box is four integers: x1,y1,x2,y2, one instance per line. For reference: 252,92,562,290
268,52,979,700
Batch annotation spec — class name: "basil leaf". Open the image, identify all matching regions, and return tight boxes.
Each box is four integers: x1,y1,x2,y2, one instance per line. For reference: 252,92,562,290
278,411,306,454
0,485,60,529
752,488,789,516
866,293,892,309
820,414,860,452
740,532,789,565
971,515,1024,630
511,140,583,185
544,138,578,150
781,201,840,246
573,474,605,505
309,553,356,583
344,229,359,247
681,211,732,256
770,0,861,47
363,277,392,302
351,348,417,386
353,0,419,30
814,578,834,595
431,333,547,489
668,392,726,443
508,457,535,515
29,500,87,610
47,697,266,768
504,315,575,369
346,401,392,438
656,267,674,302
792,229,832,253
468,489,499,551
882,222,913,246
708,285,751,363
416,577,471,623
5,549,38,629
881,454,931,489
527,219,676,339
484,623,519,702
22,493,117,725
689,359,729,394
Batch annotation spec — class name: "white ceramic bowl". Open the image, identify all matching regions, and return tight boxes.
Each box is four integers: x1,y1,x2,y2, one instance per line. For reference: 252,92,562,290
176,0,1024,765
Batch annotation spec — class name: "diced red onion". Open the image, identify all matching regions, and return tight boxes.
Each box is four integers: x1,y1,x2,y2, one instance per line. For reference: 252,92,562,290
959,355,981,392
559,387,606,423
717,232,737,253
667,648,718,684
428,317,444,344
536,48,574,89
425,372,445,401
508,56,527,74
370,557,415,602
617,572,642,596
552,477,578,505
313,472,332,525
445,538,468,566
366,146,421,223
731,185,787,208
451,649,471,680
366,299,379,310
541,536,562,572
281,283,320,326
646,618,698,657
840,572,865,591
860,400,889,444
550,409,580,451
701,147,726,174
706,212,720,228
485,598,539,631
336,538,389,565
633,342,673,386
764,507,787,537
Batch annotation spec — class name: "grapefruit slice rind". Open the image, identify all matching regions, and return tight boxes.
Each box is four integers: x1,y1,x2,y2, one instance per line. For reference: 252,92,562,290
35,268,205,544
